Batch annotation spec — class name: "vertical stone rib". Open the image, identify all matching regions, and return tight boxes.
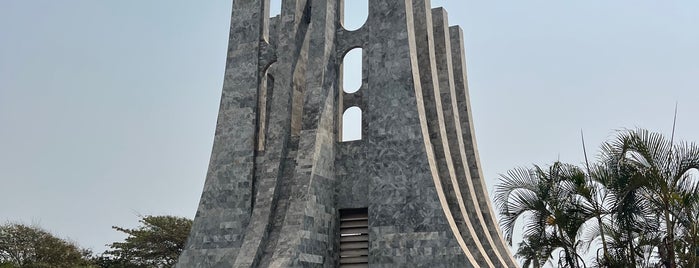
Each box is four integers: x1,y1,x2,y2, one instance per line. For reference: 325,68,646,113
226,0,315,266
449,25,519,267
411,0,492,266
267,0,339,266
431,8,510,267
177,1,264,267
360,0,472,266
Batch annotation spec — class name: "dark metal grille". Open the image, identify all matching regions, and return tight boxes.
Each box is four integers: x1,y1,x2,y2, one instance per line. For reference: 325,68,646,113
339,208,369,267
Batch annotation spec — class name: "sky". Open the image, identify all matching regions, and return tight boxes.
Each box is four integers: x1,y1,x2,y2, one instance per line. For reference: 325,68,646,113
1,0,698,263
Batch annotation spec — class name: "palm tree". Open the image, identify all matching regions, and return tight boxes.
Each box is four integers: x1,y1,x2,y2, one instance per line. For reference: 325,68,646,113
494,162,589,267
599,129,699,267
674,171,699,268
563,155,614,261
587,156,658,266
495,128,699,267
515,233,556,268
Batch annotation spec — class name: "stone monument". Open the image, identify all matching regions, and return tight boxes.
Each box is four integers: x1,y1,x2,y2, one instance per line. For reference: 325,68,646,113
177,0,518,267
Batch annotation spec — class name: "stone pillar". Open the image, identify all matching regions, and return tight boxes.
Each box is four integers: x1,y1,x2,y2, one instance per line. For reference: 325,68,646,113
177,1,265,266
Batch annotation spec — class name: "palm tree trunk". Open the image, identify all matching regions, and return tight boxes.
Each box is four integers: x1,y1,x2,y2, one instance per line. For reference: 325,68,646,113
692,222,698,268
557,226,576,268
627,227,636,266
595,208,610,265
664,202,676,268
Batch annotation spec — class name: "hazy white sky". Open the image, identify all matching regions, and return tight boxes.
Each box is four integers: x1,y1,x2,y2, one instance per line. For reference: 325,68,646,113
1,0,697,263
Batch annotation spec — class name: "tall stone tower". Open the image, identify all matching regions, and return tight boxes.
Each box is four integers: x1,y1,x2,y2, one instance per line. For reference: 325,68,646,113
178,0,518,267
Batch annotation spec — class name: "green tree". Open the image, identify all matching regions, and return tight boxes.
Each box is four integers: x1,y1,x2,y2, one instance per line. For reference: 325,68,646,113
590,158,658,267
0,223,93,268
601,129,699,267
494,162,590,267
675,188,699,268
99,215,191,268
496,128,699,267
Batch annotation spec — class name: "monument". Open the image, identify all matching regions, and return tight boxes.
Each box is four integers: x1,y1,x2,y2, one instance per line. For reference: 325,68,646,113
178,0,518,267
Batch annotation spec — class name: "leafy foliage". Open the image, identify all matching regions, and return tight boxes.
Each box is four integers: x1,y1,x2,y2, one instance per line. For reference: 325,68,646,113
0,223,94,268
98,215,192,268
496,129,699,267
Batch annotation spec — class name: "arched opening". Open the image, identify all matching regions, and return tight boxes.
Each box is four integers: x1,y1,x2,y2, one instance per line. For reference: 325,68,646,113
343,0,368,31
270,0,282,17
342,106,362,142
342,48,362,94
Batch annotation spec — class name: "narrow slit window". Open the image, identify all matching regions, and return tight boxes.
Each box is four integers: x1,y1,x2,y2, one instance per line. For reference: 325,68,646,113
342,107,362,142
339,208,368,267
342,0,367,31
257,73,274,151
342,48,362,94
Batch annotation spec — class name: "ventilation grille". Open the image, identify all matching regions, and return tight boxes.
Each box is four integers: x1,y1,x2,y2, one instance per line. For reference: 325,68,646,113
339,208,369,268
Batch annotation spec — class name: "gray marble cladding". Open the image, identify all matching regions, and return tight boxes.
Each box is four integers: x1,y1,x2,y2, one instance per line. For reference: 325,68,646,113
178,0,518,267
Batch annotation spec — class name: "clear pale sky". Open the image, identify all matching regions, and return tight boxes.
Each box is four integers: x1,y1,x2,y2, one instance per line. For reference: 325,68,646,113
1,0,698,261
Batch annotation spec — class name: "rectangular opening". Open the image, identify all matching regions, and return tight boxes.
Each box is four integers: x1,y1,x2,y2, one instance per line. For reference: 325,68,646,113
339,208,369,267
